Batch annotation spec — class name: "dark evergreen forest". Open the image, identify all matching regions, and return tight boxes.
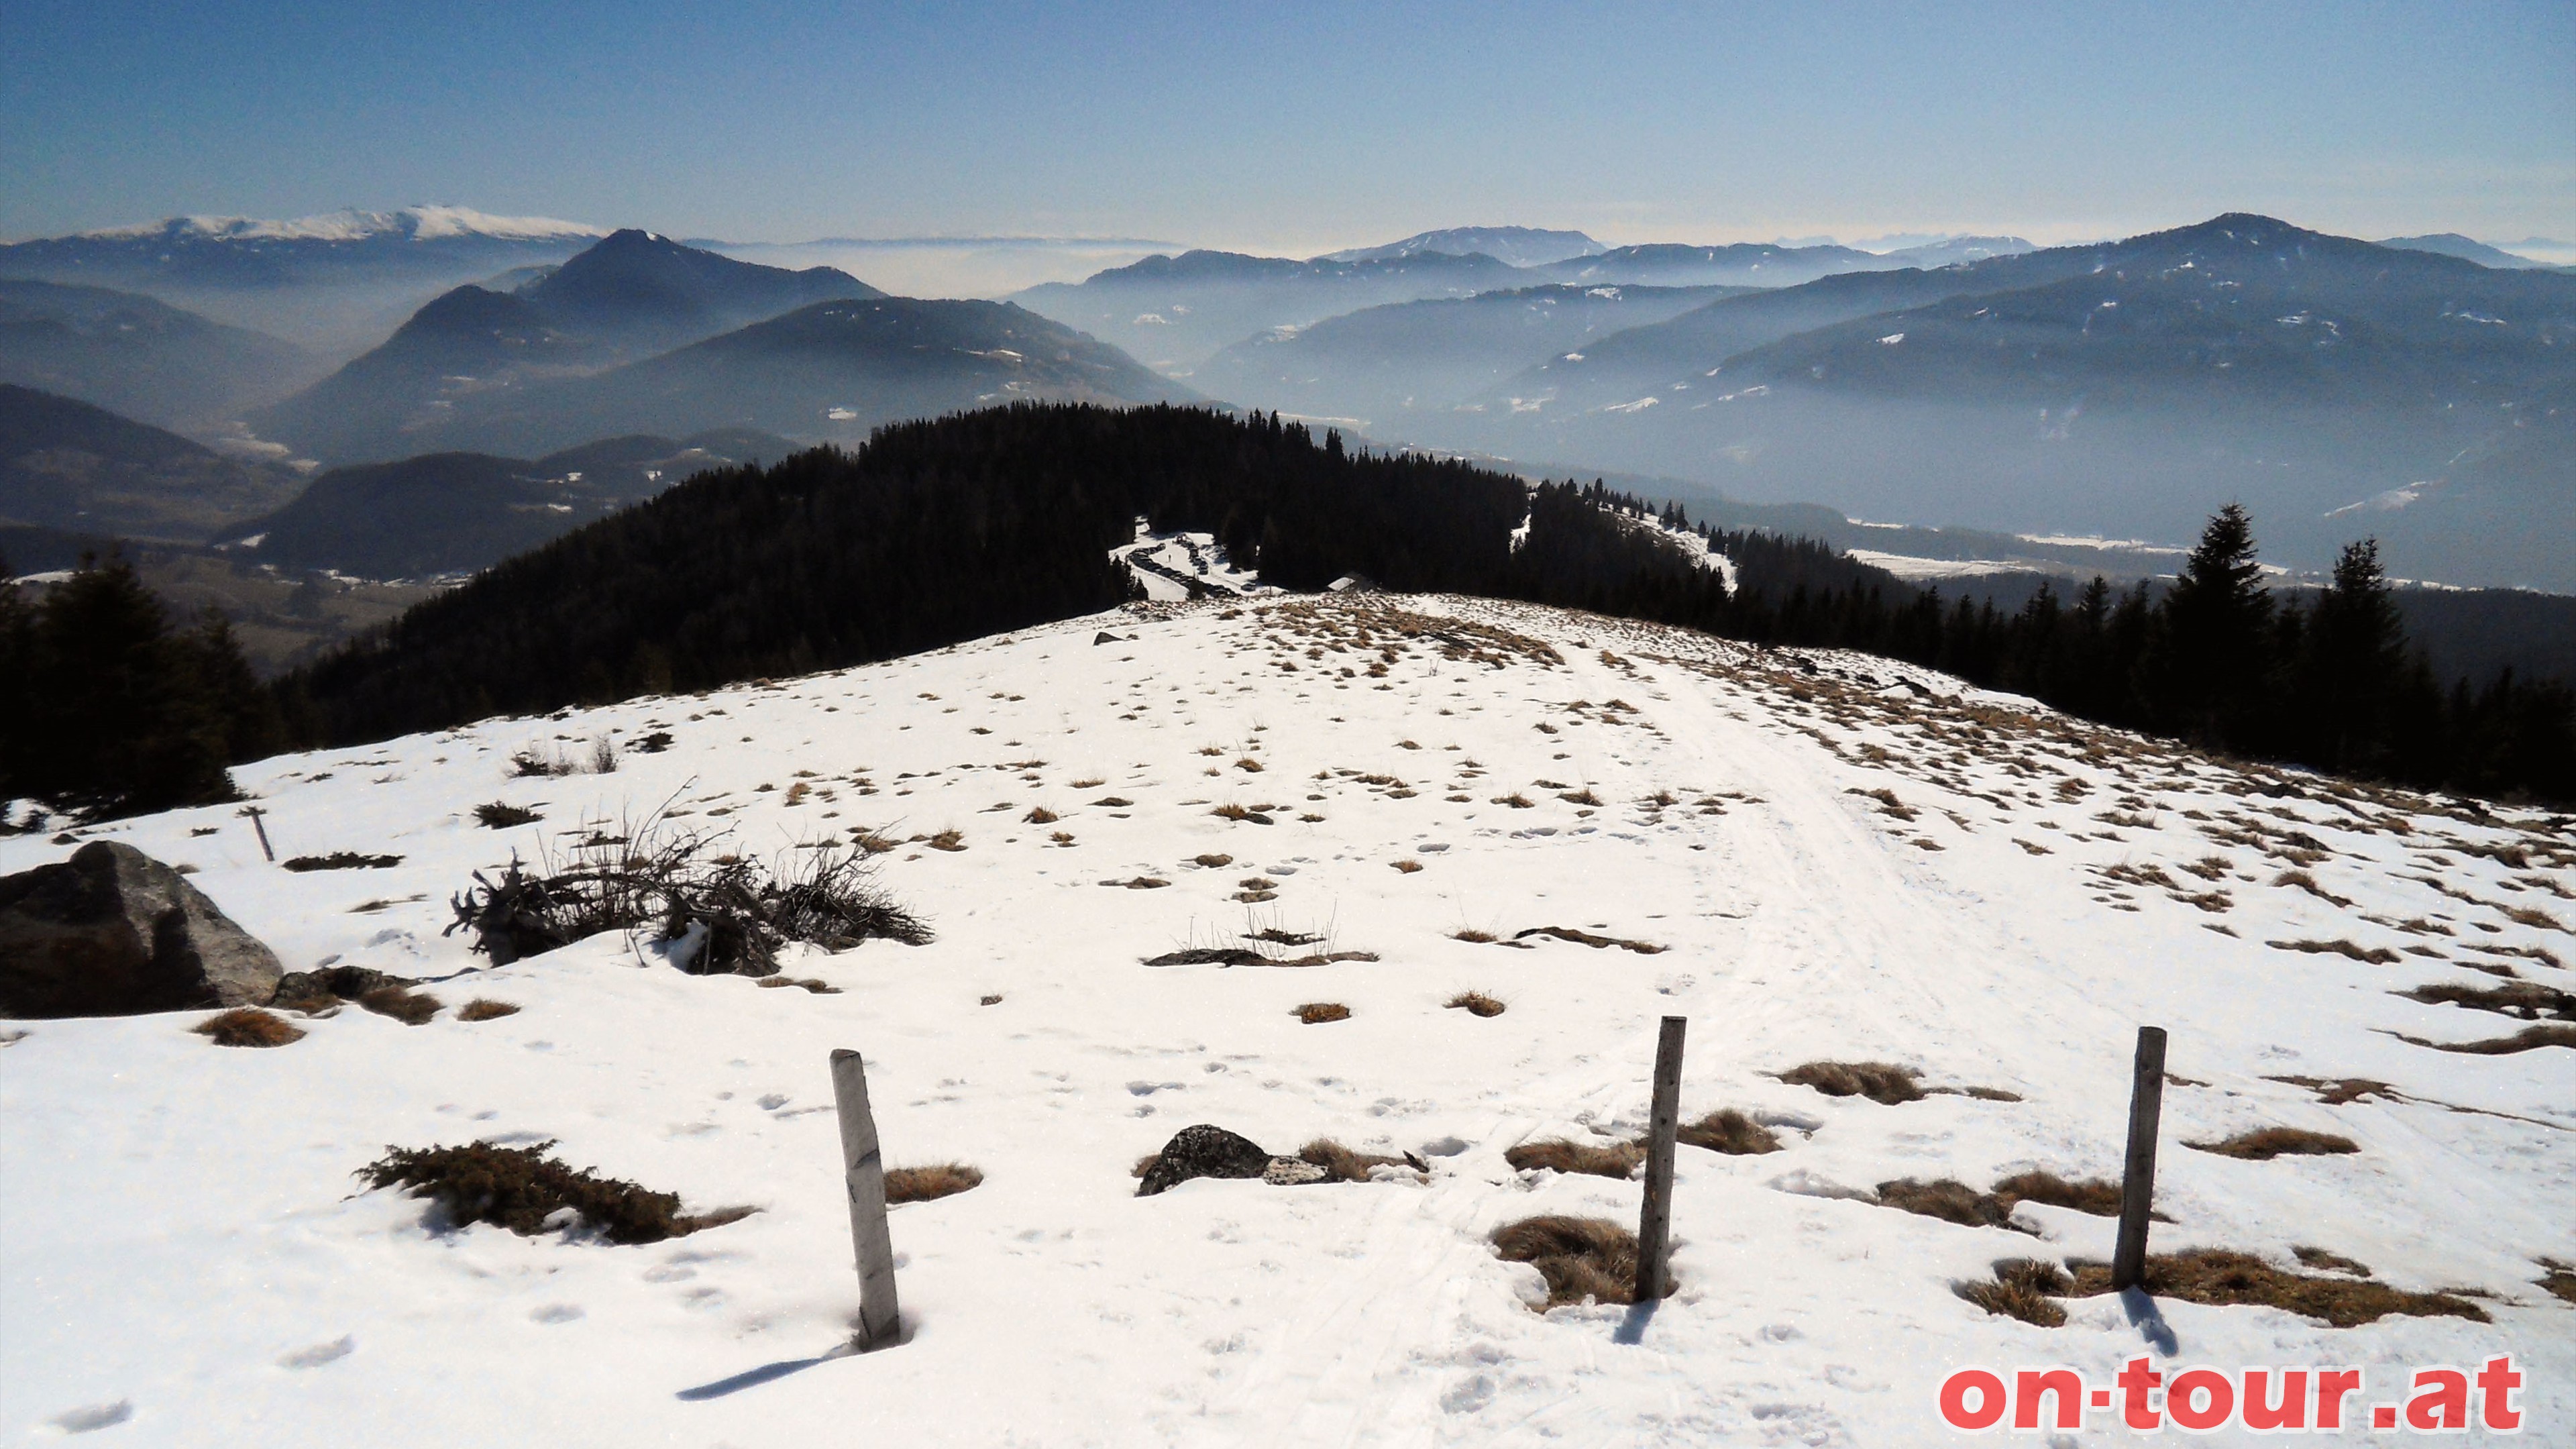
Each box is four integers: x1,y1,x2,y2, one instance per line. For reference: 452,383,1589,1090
5,402,2569,818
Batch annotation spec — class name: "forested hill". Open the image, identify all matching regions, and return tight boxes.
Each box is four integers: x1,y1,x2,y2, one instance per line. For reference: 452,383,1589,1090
280,405,1556,743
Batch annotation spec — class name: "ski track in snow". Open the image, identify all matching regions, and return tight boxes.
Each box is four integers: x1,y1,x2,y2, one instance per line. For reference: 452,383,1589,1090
4,594,2571,1445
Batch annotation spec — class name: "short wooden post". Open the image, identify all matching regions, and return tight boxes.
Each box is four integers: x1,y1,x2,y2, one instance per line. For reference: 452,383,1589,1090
239,806,274,863
829,1048,902,1349
1633,1014,1687,1303
2111,1026,2167,1292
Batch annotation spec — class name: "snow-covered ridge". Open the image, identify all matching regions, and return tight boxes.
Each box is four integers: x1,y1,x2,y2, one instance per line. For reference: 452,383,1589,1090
70,206,606,244
3,594,2569,1444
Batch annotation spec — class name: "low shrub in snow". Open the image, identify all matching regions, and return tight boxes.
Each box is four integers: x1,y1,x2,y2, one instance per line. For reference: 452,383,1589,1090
193,1008,304,1048
357,1140,751,1245
455,998,521,1022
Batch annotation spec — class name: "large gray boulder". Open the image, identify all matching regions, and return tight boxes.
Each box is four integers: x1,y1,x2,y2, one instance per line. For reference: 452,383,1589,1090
0,842,283,1018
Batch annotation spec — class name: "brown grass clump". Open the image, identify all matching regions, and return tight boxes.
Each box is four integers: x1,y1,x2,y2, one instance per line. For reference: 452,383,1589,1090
1024,806,1059,824
358,1140,749,1244
283,851,405,872
1559,788,1601,806
1234,757,1264,773
1955,1258,2072,1327
1446,991,1506,1018
2294,1245,2373,1277
926,829,966,851
1877,1178,2033,1233
1452,928,1498,943
1990,1171,2125,1217
1193,853,1234,868
2267,938,2401,963
1070,777,1106,790
883,1163,983,1203
2271,869,2353,907
455,999,521,1022
1505,1138,1643,1179
2538,1260,2576,1305
2397,980,2575,1019
1494,793,1535,808
1490,1215,1665,1307
359,986,443,1025
474,802,542,828
2065,1250,2487,1328
979,993,1003,1006
2500,904,2566,932
1391,859,1423,873
1295,1002,1352,1024
2394,1024,2576,1055
1297,1139,1421,1183
193,1008,305,1048
2188,1126,2360,1160
1676,1109,1780,1155
1780,1061,1925,1105
755,976,841,994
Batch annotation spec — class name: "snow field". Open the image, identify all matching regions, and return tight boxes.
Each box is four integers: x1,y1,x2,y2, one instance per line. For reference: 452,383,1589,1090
4,593,2571,1445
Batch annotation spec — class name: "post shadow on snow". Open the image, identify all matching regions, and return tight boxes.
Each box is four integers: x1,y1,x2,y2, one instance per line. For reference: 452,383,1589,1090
676,1311,915,1401
1612,1298,1662,1345
2121,1287,2179,1356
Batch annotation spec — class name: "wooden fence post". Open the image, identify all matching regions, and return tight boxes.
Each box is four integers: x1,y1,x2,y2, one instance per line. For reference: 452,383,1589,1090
829,1048,902,1349
2111,1026,2167,1292
1634,1014,1687,1303
239,806,274,863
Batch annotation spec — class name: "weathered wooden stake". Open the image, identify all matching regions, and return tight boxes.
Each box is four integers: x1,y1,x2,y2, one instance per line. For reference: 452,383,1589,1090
239,806,274,863
2111,1025,2167,1292
1633,1014,1687,1303
829,1047,902,1349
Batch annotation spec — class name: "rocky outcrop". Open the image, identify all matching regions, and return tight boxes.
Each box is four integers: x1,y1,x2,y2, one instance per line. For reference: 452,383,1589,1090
1136,1124,1328,1197
0,842,282,1018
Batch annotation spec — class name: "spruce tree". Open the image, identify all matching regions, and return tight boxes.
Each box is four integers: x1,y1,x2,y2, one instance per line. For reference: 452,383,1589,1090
2300,538,2406,770
2157,504,2275,744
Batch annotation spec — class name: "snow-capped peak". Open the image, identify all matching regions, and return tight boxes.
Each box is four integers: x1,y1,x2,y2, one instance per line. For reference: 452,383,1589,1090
77,206,607,244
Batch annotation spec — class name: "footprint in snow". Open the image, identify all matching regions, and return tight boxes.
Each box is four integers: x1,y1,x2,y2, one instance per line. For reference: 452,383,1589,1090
757,1093,790,1110
277,1335,356,1368
530,1303,585,1324
50,1401,133,1434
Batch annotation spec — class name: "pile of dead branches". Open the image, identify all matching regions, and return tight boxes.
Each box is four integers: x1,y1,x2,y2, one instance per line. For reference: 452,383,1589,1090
445,810,930,973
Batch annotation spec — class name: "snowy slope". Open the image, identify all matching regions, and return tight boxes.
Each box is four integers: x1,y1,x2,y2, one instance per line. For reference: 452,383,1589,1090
4,594,2571,1445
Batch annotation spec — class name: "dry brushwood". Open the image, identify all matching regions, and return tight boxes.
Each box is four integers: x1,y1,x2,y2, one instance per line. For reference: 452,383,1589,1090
356,1140,749,1245
446,816,930,973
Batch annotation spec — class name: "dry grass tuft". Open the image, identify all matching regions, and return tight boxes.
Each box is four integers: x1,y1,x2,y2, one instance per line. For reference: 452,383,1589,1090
1297,1139,1421,1183
1193,853,1234,868
193,1008,305,1048
2267,937,2401,963
979,993,1003,1006
1505,1138,1643,1179
1676,1108,1780,1155
2397,979,2575,1019
1391,859,1424,873
755,976,841,994
1295,1002,1352,1024
926,828,966,851
1558,788,1601,806
455,998,521,1022
358,1140,747,1244
1070,777,1106,790
1451,928,1498,943
883,1163,983,1203
2538,1260,2576,1305
2294,1245,2373,1277
2065,1250,2486,1328
1446,990,1506,1018
1494,793,1535,809
473,802,542,828
1990,1171,2125,1217
2188,1126,2360,1160
1955,1258,2072,1326
2393,1023,2576,1055
1024,806,1059,824
1878,1178,2034,1233
1490,1215,1665,1307
359,986,443,1025
1780,1060,1925,1105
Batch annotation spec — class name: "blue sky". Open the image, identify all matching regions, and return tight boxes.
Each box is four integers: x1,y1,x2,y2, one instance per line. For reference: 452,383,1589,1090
4,1,2569,252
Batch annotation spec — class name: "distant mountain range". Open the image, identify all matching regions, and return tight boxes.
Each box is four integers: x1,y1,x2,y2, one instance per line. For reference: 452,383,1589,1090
1405,215,2576,589
0,384,303,544
2377,233,2565,271
248,229,883,460
0,208,609,353
1191,282,1754,428
226,429,796,578
0,280,321,431
1319,227,1607,268
250,231,1193,463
